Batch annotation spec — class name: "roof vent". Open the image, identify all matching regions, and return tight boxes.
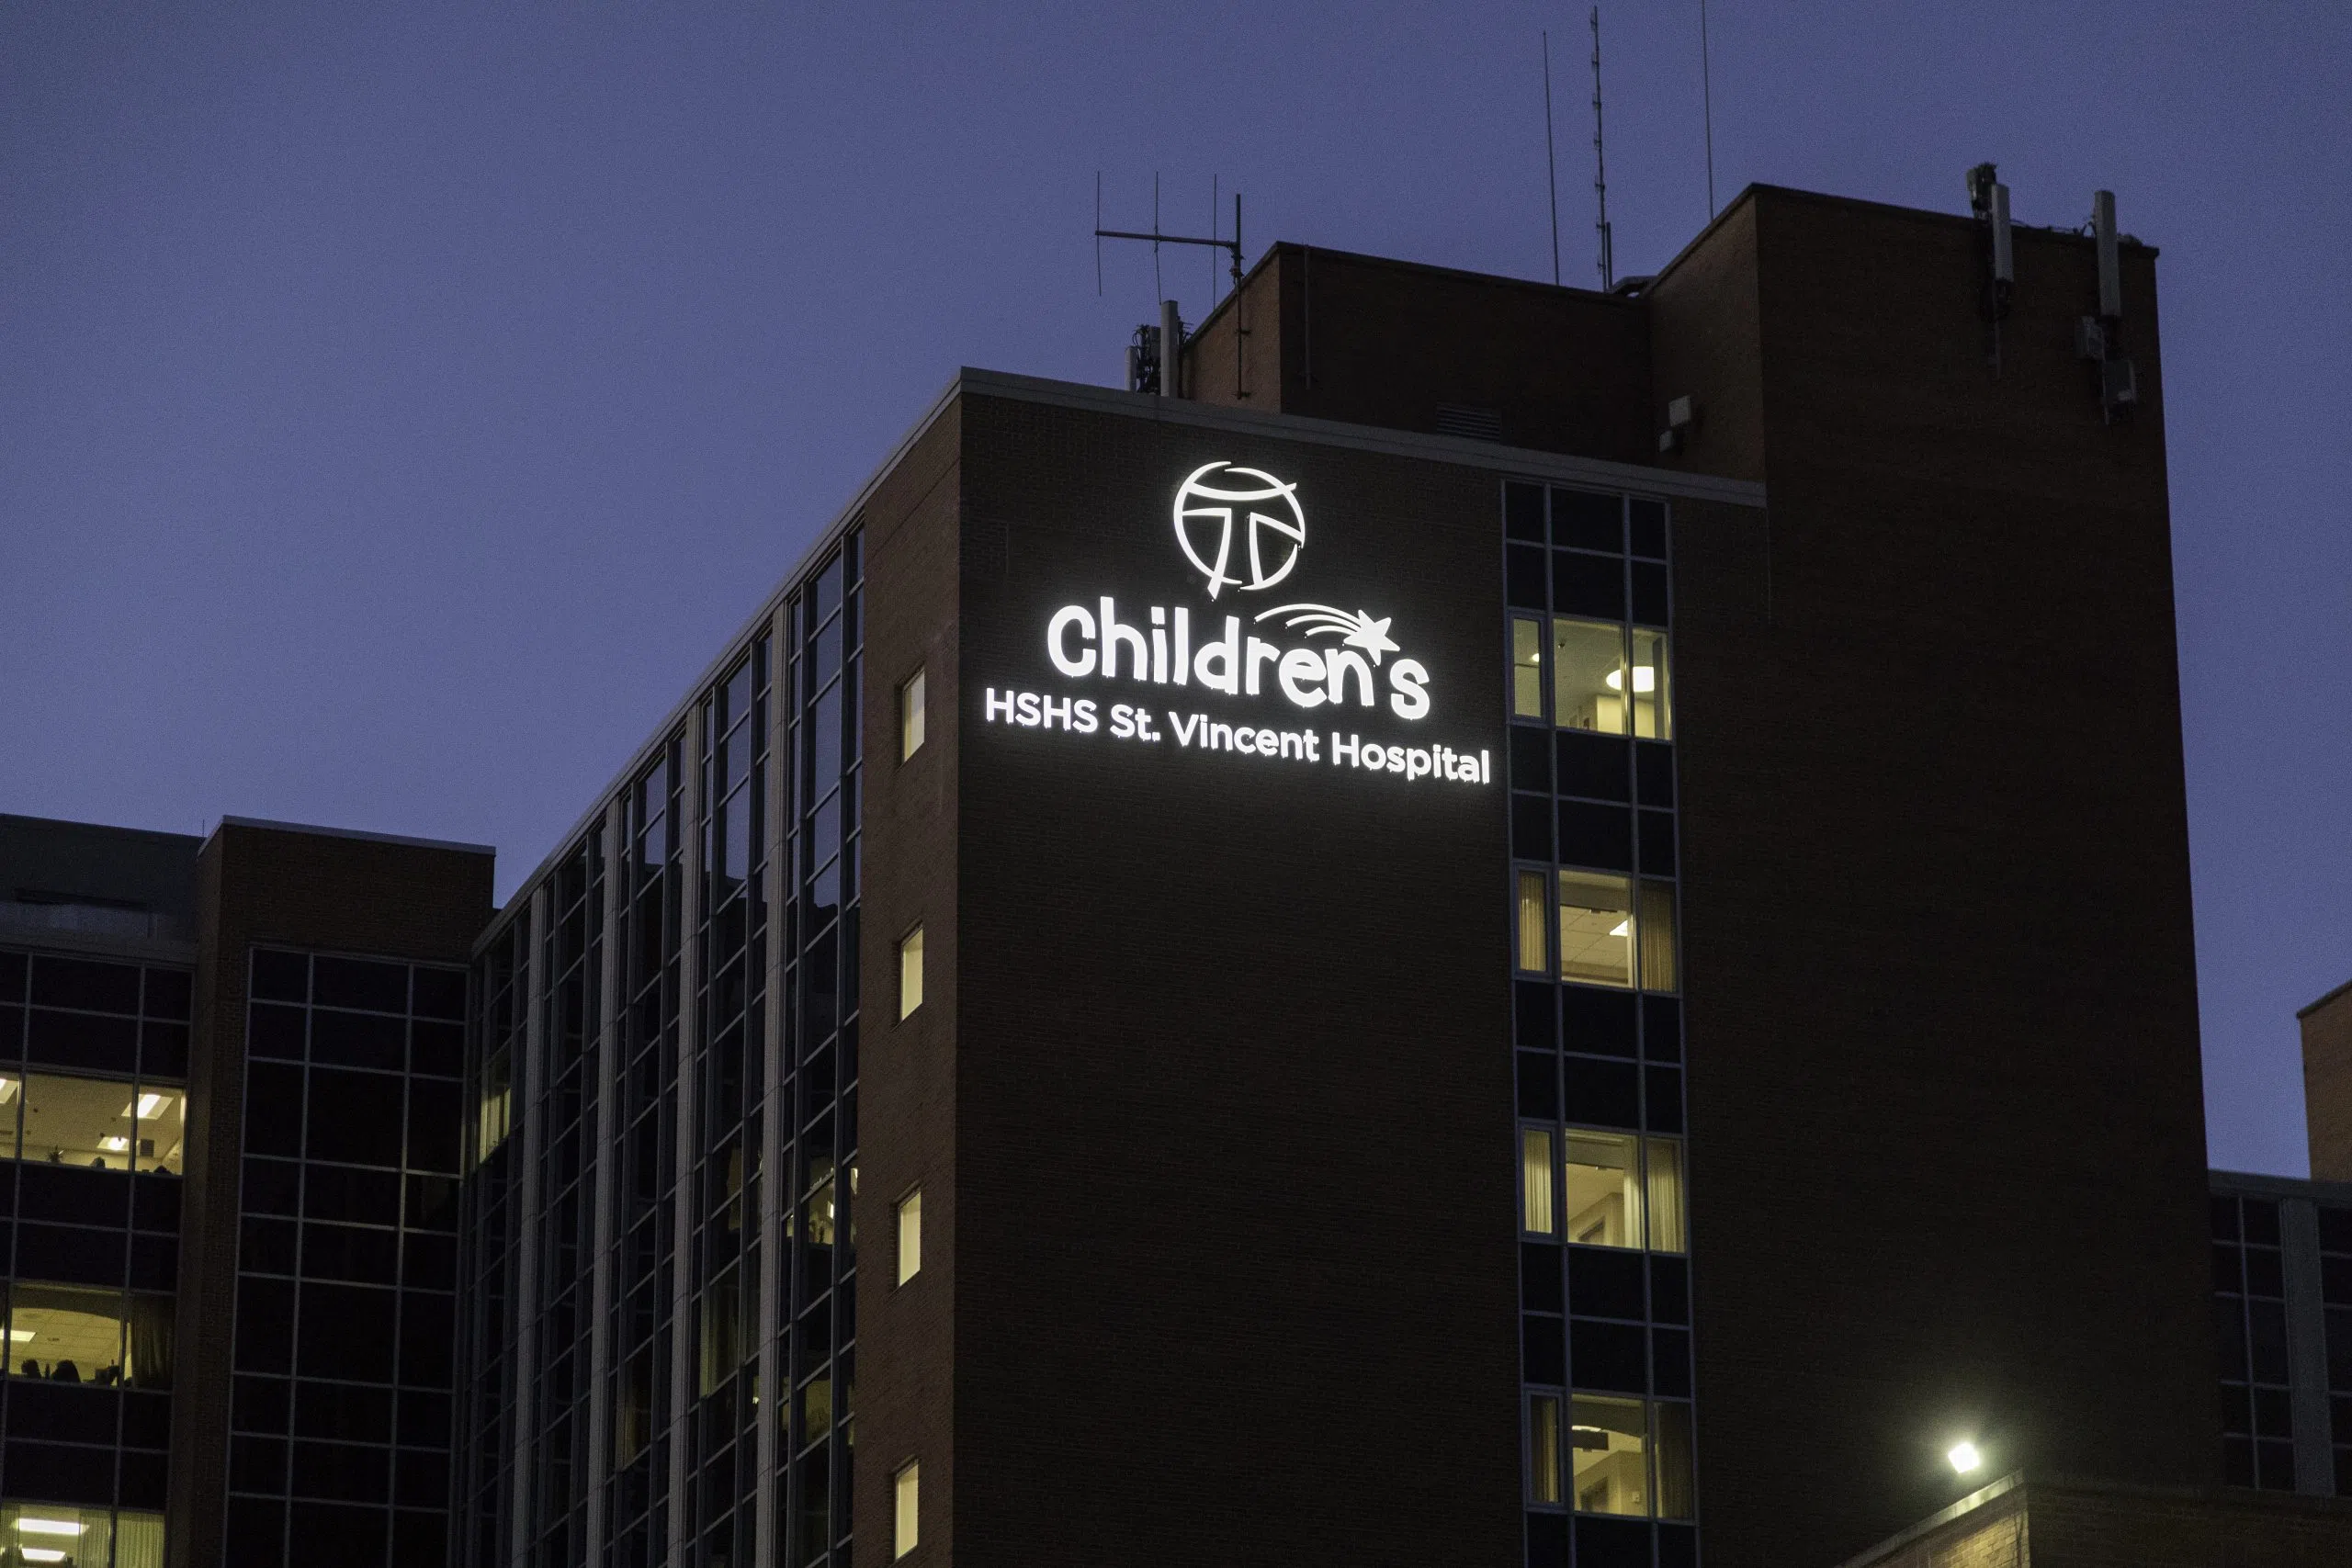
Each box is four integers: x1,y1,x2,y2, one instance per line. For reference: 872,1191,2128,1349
1434,405,1504,441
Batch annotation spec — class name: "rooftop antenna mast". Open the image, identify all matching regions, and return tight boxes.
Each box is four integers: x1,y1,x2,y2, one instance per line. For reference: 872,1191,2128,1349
1699,0,1716,217
1543,30,1562,286
1094,184,1243,298
1590,6,1613,289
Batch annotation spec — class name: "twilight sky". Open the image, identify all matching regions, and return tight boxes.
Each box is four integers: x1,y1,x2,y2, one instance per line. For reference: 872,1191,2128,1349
4,3,2346,1174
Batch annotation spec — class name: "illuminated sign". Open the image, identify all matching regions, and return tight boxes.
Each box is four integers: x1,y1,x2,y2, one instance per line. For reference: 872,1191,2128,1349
986,461,1490,786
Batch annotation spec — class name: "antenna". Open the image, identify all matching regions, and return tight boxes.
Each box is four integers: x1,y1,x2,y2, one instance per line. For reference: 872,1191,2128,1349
1093,183,1244,292
1543,31,1561,286
1591,6,1613,289
1699,0,1716,217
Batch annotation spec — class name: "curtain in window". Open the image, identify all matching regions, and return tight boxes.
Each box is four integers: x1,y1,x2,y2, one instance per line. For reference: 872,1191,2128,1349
1637,881,1678,992
115,1510,167,1568
127,1292,174,1389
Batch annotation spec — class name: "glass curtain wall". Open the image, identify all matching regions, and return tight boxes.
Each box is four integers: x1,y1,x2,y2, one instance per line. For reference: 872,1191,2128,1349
1503,482,1696,1568
458,524,860,1568
221,949,469,1568
0,950,187,1552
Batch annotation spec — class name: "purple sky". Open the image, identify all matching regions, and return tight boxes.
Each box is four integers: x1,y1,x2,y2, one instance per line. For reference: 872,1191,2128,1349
6,4,2347,1174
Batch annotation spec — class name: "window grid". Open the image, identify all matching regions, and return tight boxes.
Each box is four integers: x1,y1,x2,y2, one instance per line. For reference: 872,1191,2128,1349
224,947,469,1568
1504,480,1697,1568
0,949,189,1535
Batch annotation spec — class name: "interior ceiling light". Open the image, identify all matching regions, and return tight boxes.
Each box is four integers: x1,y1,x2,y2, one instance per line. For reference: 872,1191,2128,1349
23,1549,69,1563
135,1093,168,1119
99,1136,131,1153
7,1329,33,1343
15,1517,86,1534
1602,666,1657,693
1609,919,1631,938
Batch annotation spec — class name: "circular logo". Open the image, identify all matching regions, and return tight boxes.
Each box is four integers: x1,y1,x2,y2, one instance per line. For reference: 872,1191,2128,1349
1172,461,1306,599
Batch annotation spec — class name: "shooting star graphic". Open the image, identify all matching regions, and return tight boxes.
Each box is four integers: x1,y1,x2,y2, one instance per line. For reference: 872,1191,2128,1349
1252,604,1402,665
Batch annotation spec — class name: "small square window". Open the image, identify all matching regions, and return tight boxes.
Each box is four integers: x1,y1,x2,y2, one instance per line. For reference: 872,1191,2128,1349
898,928,924,1021
899,670,927,761
897,1189,922,1286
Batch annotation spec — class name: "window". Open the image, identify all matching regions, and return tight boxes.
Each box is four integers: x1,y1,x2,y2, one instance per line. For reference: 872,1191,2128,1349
893,1461,920,1558
1516,872,1548,973
1553,618,1628,734
4,1072,184,1174
0,1505,164,1568
3,1281,174,1389
898,927,924,1020
475,1048,512,1161
1547,1397,1695,1520
1556,1132,1686,1253
1511,618,1544,718
899,668,927,761
1529,1393,1564,1504
1551,873,1676,993
897,1189,922,1285
1521,1128,1556,1236
1557,872,1634,988
1631,628,1672,739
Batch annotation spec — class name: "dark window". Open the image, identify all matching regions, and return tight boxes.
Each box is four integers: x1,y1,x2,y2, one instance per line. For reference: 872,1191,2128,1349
2212,1242,2242,1293
1576,1515,1651,1567
2244,1247,2285,1298
1523,1315,1566,1384
413,968,466,1021
1640,997,1681,1062
1510,726,1553,791
305,1223,401,1286
405,1081,460,1174
1561,987,1637,1057
1634,742,1674,807
1556,732,1632,803
250,1004,307,1061
1519,1054,1560,1120
237,1279,297,1373
290,1499,389,1555
1551,489,1623,552
141,1019,189,1078
1636,812,1676,877
2244,1199,2281,1247
242,1216,299,1275
1552,553,1625,621
2249,1299,2289,1383
1512,795,1555,862
397,1390,450,1447
26,1009,138,1073
1652,1327,1691,1396
1570,1320,1648,1392
1649,1257,1690,1324
1557,802,1634,872
1565,1058,1641,1129
31,956,141,1014
2319,1207,2352,1254
253,951,310,1004
1631,561,1670,626
143,968,192,1020
1508,546,1549,610
235,1373,292,1432
1515,983,1558,1053
411,1021,463,1079
1522,1243,1565,1314
298,1283,396,1382
0,953,24,1002
310,1011,405,1072
312,958,409,1015
244,1158,302,1216
232,1434,288,1493
1567,1247,1645,1319
1507,482,1547,541
245,1065,308,1158
296,1381,392,1443
1628,500,1667,559
306,1167,401,1226
307,1069,406,1168
1645,1067,1685,1134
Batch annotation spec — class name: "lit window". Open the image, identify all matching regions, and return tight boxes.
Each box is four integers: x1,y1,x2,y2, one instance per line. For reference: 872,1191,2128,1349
1644,1136,1686,1254
9,1074,183,1175
1511,617,1544,718
1563,1132,1642,1247
1530,1393,1564,1505
0,1506,163,1566
1631,629,1671,739
1516,872,1548,973
897,1188,922,1285
1557,872,1634,988
1636,880,1678,993
1654,1401,1695,1518
1552,618,1628,734
476,1048,513,1161
1,1282,173,1389
1557,1133,1685,1254
1570,1395,1650,1515
1521,1128,1556,1236
893,1461,920,1558
899,669,927,761
899,927,924,1020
